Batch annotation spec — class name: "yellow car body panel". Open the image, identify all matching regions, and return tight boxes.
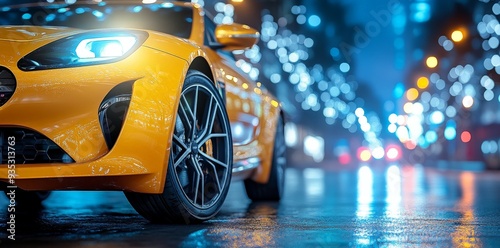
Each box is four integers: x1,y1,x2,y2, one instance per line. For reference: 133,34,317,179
0,1,280,193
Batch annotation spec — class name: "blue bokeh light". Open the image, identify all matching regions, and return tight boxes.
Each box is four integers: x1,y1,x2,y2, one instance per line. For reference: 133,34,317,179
308,15,321,27
393,82,405,99
21,13,31,20
410,2,431,22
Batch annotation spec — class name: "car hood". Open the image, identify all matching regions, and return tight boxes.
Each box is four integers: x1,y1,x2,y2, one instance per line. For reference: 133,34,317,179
0,25,197,64
0,26,80,42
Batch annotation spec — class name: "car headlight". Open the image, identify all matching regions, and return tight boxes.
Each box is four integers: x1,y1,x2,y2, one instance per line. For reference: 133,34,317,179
18,30,148,71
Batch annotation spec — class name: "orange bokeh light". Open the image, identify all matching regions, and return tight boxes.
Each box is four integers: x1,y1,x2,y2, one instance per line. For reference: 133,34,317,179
406,88,419,101
417,77,429,89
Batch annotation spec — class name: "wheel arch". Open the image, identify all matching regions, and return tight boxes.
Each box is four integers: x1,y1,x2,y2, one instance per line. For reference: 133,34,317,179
188,56,216,86
250,102,284,184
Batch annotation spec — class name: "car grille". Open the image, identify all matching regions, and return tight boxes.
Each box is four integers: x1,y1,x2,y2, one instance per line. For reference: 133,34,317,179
0,128,74,164
0,67,16,107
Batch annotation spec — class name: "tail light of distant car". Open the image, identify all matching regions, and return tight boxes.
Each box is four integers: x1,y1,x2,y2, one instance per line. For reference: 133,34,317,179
357,147,372,162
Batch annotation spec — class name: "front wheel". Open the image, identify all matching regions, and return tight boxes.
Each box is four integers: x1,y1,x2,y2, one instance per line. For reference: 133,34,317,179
126,70,233,224
244,114,286,201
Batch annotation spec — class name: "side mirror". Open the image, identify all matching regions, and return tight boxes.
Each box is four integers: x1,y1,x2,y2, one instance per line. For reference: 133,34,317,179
215,23,259,51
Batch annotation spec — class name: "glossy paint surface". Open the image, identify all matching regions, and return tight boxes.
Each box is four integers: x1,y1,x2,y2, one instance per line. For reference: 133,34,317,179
215,23,260,51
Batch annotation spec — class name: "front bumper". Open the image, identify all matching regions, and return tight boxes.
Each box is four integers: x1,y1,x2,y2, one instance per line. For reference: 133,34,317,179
0,44,188,193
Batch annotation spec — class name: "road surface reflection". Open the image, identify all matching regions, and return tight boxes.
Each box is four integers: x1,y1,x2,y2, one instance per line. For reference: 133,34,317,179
1,164,498,247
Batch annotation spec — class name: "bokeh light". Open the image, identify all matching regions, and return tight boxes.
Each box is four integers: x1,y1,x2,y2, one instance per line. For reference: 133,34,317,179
358,148,372,162
461,131,471,143
462,96,474,108
426,56,438,68
451,30,464,42
188,0,500,165
406,88,419,101
417,77,429,89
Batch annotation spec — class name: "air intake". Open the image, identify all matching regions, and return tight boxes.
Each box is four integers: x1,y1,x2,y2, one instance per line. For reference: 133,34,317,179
0,128,74,164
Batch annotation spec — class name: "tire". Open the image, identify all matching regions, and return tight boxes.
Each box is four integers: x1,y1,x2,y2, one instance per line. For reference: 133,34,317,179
125,70,233,224
244,114,286,201
4,189,51,205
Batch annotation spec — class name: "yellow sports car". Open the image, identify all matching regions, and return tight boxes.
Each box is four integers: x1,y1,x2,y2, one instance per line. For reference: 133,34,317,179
0,1,285,223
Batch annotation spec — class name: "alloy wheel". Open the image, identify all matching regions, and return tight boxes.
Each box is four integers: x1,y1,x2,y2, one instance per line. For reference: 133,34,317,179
171,84,231,209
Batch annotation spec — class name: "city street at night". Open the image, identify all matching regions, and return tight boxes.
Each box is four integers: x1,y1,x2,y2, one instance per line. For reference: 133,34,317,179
1,164,500,247
1,0,500,247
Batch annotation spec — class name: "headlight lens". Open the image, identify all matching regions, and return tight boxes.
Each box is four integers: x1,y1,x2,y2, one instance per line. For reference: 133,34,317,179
18,30,148,71
75,37,137,59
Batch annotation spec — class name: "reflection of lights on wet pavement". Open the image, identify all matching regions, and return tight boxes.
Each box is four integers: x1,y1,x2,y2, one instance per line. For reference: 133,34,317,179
385,165,402,218
452,172,480,247
356,165,373,218
303,168,324,199
1,166,499,246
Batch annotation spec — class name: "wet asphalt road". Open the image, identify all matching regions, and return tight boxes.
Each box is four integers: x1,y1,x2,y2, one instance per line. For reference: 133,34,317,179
1,164,500,247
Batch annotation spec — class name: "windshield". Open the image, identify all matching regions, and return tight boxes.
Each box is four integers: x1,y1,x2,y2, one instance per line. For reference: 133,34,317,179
0,3,193,38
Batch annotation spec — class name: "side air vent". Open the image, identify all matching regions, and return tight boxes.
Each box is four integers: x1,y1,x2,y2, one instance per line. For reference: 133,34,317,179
98,81,133,150
0,67,16,107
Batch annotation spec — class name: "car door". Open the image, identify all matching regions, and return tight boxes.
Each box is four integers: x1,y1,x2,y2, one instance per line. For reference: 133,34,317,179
202,17,263,161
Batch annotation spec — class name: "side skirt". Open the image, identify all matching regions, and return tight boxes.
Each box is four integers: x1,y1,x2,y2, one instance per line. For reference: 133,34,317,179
231,157,260,181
